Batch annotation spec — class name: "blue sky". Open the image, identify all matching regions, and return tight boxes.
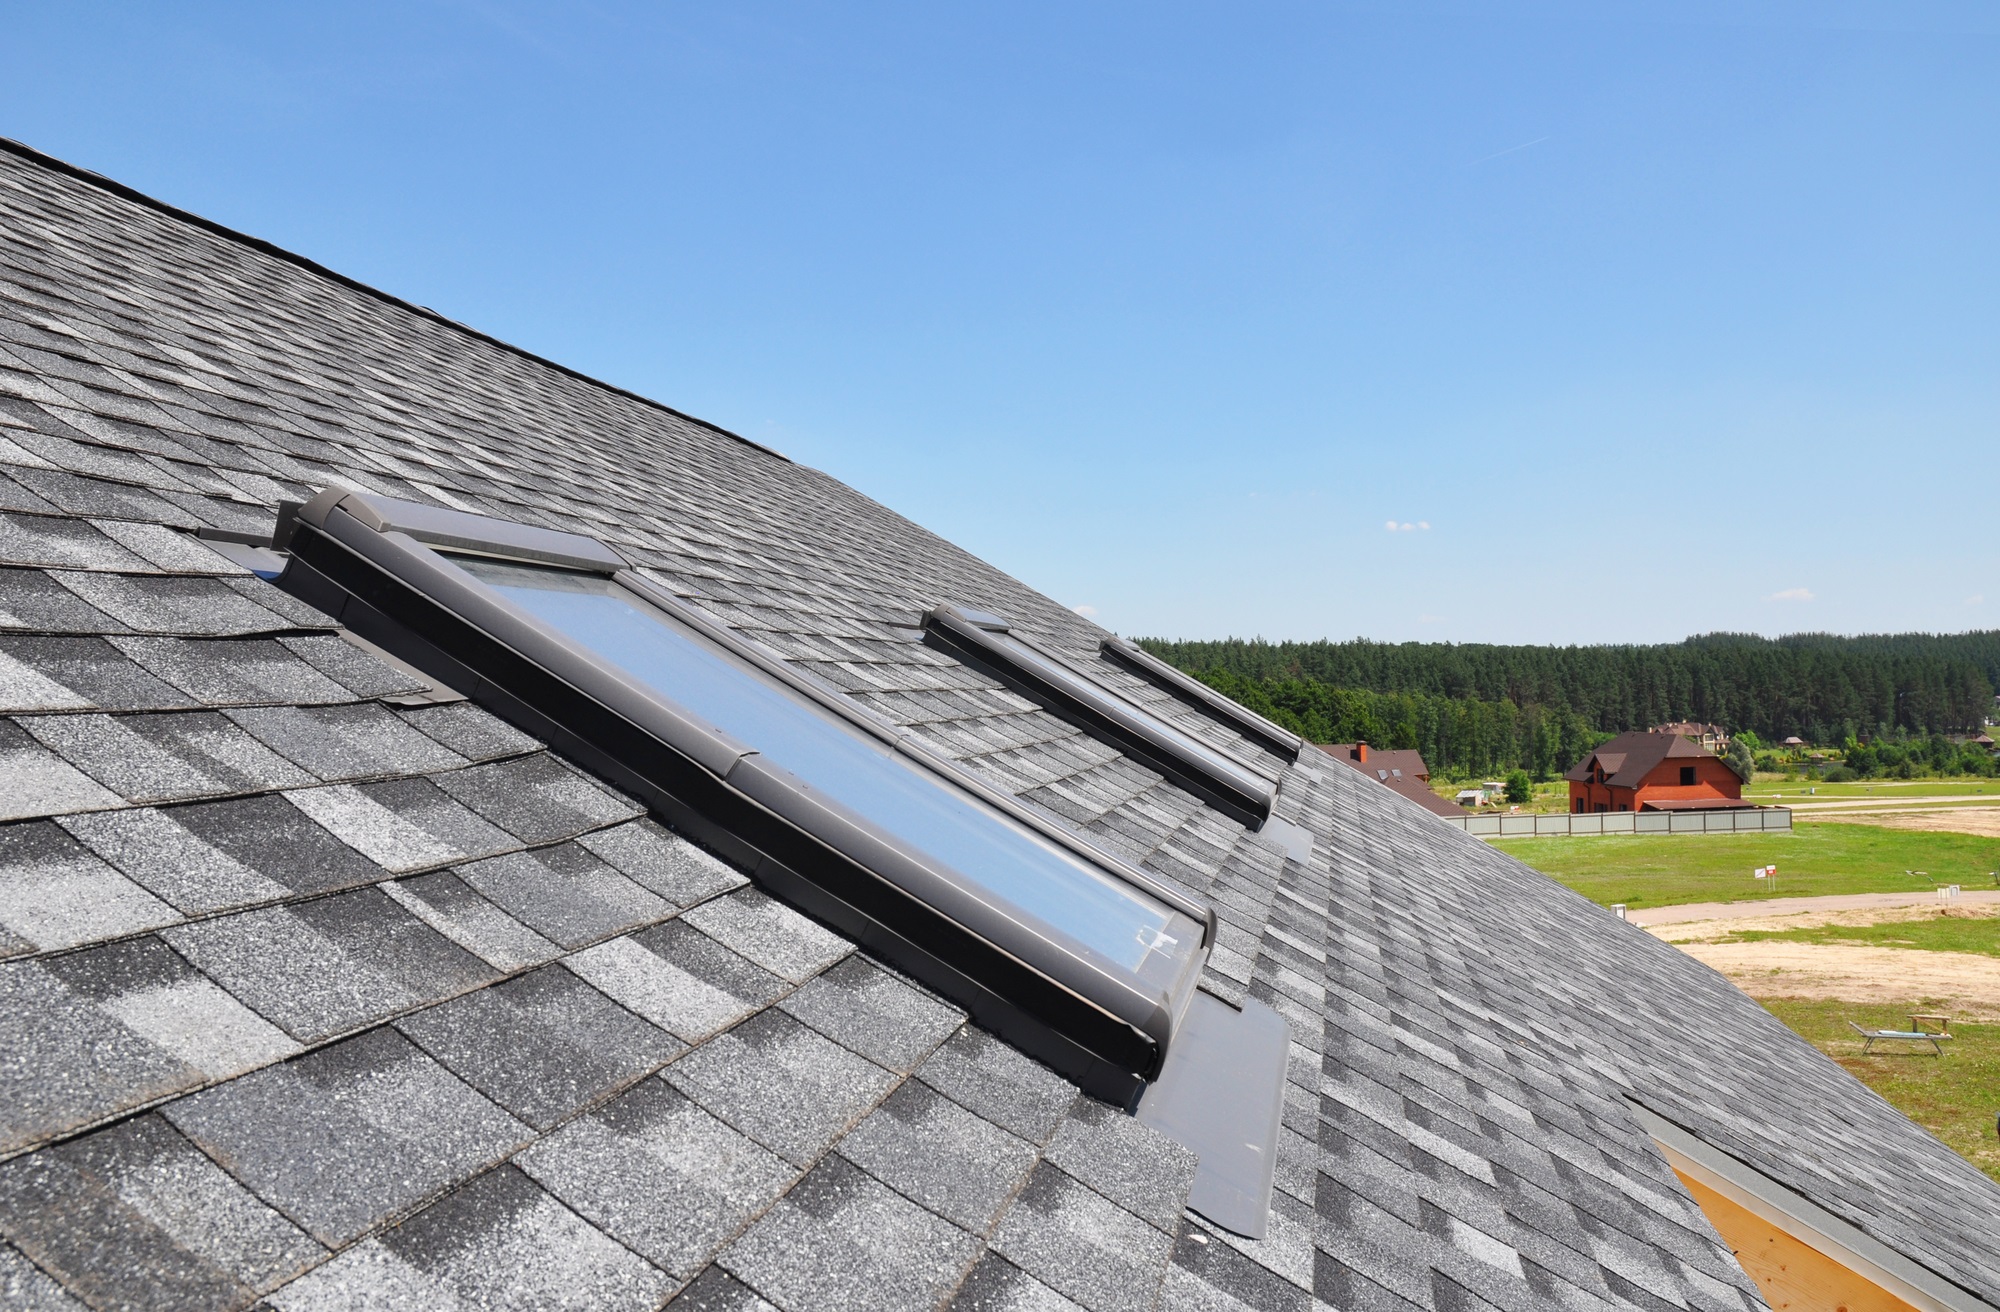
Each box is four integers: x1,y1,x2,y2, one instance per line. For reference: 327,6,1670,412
4,1,1996,644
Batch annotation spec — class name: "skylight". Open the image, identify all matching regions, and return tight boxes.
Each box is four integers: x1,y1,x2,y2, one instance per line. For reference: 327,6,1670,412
1097,634,1303,764
923,605,1280,829
274,490,1209,1103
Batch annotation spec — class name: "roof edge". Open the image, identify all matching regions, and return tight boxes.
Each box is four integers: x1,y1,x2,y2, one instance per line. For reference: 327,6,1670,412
0,134,788,463
1628,1100,1994,1312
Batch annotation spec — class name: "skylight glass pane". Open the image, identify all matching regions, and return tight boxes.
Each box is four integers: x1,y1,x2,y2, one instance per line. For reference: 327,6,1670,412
459,558,1174,969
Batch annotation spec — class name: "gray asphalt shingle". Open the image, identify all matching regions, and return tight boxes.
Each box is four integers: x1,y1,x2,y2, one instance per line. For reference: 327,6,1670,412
0,817,179,951
396,964,681,1129
0,140,1993,1312
161,886,493,1043
267,1164,674,1312
778,955,966,1074
58,806,289,914
432,754,642,843
163,793,387,897
837,1080,1039,1233
454,843,672,950
111,636,354,706
379,871,561,972
666,1010,899,1168
0,954,202,1153
565,920,786,1043
163,1027,531,1247
517,1077,796,1278
680,887,853,985
720,1155,980,1312
0,1113,324,1312
990,1164,1176,1312
0,635,189,709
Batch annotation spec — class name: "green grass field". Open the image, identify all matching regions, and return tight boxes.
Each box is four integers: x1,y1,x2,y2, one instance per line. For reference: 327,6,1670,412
1722,911,2000,956
1491,822,2000,908
1758,1000,2000,1182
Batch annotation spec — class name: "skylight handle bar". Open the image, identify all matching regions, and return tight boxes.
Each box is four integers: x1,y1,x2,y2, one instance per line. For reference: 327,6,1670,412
924,605,1277,829
1098,636,1304,763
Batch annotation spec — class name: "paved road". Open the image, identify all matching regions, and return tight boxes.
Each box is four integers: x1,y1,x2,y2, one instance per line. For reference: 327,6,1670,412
1626,888,2000,927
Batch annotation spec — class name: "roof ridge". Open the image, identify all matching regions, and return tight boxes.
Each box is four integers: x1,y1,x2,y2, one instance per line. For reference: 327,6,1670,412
0,134,788,464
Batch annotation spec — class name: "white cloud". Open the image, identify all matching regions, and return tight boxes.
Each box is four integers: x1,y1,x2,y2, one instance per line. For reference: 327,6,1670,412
1385,520,1432,533
1071,604,1097,618
1966,594,1984,607
1766,587,1815,602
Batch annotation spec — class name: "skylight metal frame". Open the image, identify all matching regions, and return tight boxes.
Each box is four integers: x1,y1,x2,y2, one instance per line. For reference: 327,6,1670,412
1097,634,1305,764
274,490,1210,1104
923,605,1280,829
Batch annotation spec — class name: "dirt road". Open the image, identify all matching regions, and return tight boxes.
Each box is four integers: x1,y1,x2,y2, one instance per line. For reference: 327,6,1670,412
1629,890,2000,928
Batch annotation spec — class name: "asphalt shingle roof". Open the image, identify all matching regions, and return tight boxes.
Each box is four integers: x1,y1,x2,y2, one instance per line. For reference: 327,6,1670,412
0,135,1995,1312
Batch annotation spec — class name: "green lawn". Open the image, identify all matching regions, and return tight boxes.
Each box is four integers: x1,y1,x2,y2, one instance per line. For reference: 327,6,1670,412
1492,822,2000,908
1722,911,2000,957
1759,999,2000,1182
1426,778,1572,813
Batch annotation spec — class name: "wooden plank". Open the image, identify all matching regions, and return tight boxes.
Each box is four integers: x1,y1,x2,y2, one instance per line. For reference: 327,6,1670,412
1676,1169,1920,1312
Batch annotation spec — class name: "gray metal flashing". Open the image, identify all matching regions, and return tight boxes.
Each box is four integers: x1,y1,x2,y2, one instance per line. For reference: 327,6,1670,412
292,488,629,574
1630,1100,1994,1312
1254,815,1313,865
1136,991,1289,1240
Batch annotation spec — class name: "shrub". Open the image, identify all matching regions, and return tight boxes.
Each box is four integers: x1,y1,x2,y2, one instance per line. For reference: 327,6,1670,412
1725,739,1755,785
1504,771,1532,804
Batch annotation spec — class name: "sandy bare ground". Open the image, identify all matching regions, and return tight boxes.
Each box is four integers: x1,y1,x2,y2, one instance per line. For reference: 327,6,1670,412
1672,940,2000,1018
1648,900,2000,1015
1805,807,2000,838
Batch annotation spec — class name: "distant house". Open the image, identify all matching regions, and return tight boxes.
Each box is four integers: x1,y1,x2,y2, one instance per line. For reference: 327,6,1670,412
1318,742,1465,816
1648,720,1730,754
1780,735,1805,748
1566,731,1746,813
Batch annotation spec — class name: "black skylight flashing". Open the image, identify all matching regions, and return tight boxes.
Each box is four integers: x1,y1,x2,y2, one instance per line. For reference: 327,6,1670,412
274,490,1210,1104
1098,636,1304,764
923,605,1279,830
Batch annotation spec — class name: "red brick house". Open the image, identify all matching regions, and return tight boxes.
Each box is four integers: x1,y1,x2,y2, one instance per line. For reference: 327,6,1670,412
1319,742,1465,817
1565,731,1744,813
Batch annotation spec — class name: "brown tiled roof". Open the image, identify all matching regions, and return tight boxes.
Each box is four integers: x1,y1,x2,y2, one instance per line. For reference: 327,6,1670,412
1565,730,1712,787
1317,744,1463,816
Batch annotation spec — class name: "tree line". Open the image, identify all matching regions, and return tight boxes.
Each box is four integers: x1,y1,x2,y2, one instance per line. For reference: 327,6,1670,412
1140,630,2000,749
1184,667,1610,781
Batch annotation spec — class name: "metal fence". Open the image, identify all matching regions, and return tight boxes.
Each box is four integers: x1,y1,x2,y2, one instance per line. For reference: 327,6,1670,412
1442,807,1792,839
